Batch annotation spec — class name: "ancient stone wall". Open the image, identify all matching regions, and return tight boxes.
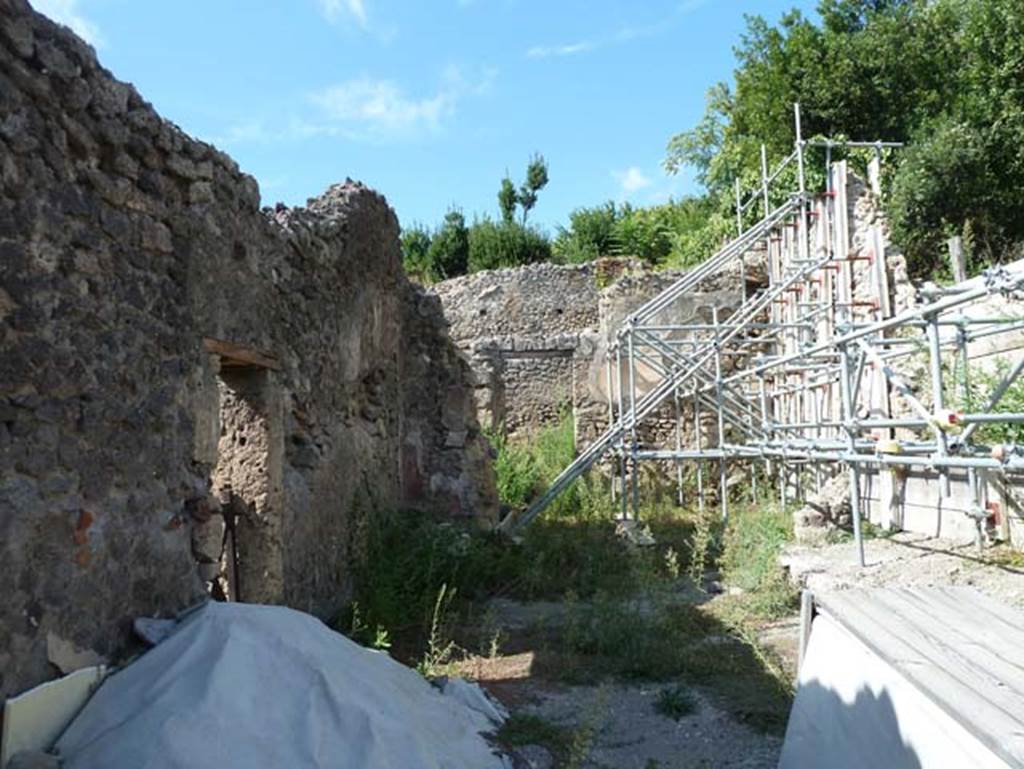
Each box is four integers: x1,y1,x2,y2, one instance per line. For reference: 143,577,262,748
431,261,602,437
431,259,746,462
0,0,496,699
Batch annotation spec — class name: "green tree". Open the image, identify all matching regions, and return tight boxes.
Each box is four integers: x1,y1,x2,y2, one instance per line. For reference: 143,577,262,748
498,176,517,225
663,0,1024,279
517,154,549,224
427,208,470,279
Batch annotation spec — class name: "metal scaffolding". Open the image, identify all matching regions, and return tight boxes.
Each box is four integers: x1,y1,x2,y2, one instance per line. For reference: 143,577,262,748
505,104,1024,565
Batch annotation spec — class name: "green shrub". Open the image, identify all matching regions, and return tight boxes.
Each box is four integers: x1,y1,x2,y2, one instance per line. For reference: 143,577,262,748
490,412,580,516
963,359,1024,446
427,208,470,279
654,686,699,720
400,224,434,283
553,202,620,263
494,714,570,758
490,429,541,510
467,218,551,272
347,510,519,644
553,197,719,267
720,505,791,592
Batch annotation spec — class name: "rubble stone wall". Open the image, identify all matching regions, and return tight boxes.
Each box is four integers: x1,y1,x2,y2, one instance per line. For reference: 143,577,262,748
431,260,746,460
0,0,496,699
430,261,601,437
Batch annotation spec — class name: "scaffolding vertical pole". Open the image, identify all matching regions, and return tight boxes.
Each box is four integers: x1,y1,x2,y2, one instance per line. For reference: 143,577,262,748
713,307,728,523
735,177,743,236
795,103,809,263
760,144,770,218
694,383,705,516
735,178,747,310
674,385,684,507
839,340,866,567
627,327,640,519
926,312,952,497
605,353,617,504
616,339,628,520
955,316,984,549
780,465,787,509
957,318,971,409
825,143,832,196
759,373,773,481
811,376,823,489
750,460,758,504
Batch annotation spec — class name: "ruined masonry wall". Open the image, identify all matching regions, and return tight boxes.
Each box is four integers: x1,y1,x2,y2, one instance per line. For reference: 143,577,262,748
0,0,496,699
432,259,746,460
432,262,602,436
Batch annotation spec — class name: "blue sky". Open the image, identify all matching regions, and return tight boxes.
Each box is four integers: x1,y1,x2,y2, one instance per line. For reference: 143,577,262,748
34,0,817,232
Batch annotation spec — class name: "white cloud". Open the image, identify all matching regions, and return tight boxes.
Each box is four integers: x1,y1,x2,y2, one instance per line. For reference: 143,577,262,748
527,1,707,61
310,77,451,133
304,66,495,140
526,41,596,60
678,0,709,13
317,0,368,27
209,121,274,147
209,66,496,147
614,166,653,196
32,0,104,47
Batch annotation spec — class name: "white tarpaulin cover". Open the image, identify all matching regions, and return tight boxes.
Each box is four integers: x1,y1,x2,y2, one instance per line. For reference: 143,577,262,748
54,602,511,769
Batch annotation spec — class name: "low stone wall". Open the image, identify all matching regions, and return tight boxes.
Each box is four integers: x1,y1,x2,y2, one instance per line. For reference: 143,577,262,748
0,0,496,699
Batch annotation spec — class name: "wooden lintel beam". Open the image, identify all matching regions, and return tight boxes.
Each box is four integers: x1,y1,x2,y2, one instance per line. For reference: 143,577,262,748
202,337,281,371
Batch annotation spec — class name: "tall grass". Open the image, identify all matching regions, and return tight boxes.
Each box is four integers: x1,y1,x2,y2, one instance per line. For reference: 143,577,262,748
714,503,799,624
347,415,706,653
491,412,602,519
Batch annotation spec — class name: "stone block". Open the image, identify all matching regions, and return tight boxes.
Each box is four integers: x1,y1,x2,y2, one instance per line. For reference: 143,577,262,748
445,430,467,448
191,516,224,564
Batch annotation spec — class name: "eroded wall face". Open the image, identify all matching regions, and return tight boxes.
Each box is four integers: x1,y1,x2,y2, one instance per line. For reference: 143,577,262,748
0,0,496,699
398,287,499,521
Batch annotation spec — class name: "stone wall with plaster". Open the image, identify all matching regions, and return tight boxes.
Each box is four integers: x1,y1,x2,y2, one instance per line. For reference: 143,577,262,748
0,0,496,699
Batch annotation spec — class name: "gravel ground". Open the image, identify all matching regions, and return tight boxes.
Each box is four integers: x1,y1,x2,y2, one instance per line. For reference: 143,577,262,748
471,596,784,769
517,682,782,769
782,531,1024,608
479,532,1022,768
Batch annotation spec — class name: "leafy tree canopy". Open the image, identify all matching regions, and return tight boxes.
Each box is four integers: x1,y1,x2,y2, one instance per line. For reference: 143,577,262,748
666,0,1024,278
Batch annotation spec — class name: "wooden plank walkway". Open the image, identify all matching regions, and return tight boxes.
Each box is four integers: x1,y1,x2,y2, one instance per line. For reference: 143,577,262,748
815,587,1024,768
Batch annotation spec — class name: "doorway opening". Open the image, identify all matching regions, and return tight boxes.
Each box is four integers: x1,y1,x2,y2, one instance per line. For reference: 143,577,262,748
204,338,284,604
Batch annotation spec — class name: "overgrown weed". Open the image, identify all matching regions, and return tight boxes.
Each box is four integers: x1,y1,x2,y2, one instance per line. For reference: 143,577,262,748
494,714,571,762
345,415,799,735
417,583,459,678
654,685,698,720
